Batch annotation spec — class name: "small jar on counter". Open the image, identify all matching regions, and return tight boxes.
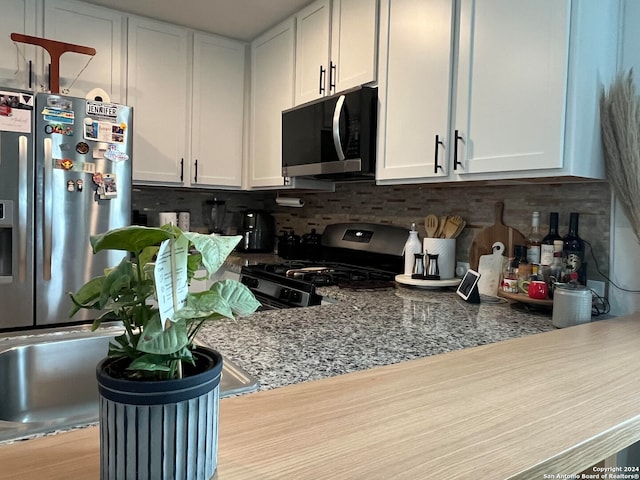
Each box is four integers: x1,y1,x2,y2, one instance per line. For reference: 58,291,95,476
501,258,518,293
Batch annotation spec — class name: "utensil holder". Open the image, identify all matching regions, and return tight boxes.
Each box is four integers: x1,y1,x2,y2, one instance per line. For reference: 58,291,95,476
424,238,456,279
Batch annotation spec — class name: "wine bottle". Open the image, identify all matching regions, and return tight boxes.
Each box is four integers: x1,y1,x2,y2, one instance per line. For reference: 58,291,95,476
562,212,586,284
526,212,542,264
540,212,561,266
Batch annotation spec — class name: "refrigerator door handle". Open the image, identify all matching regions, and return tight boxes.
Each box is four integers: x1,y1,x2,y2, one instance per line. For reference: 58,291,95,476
18,135,28,281
43,138,52,280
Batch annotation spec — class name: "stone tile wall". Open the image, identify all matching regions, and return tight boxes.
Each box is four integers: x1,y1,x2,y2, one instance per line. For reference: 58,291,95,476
133,180,612,281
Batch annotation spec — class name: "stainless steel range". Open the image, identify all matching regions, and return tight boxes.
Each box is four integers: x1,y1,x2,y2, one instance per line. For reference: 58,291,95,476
239,223,408,309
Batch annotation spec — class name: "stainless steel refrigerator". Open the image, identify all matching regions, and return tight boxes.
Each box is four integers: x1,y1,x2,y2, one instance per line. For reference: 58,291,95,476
0,89,132,329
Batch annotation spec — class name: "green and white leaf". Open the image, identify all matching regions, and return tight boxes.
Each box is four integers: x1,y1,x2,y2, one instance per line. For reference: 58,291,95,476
183,232,241,276
136,314,189,355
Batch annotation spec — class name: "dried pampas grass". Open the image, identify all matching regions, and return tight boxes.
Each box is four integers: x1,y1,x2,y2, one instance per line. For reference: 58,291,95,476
600,69,640,244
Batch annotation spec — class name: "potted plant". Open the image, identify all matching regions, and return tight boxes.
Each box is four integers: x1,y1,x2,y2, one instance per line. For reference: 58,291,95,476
69,225,260,480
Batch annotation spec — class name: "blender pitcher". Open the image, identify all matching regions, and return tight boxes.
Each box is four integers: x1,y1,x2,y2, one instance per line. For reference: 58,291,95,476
206,198,226,234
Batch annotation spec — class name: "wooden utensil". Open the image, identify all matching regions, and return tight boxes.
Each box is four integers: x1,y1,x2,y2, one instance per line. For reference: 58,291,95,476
424,215,439,238
468,202,527,271
435,216,448,238
452,219,466,238
441,215,463,239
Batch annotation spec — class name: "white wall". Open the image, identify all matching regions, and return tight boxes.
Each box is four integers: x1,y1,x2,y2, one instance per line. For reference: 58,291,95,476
609,0,640,316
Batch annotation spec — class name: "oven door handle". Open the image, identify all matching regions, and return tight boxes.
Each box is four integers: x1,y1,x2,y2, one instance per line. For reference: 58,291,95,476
332,94,346,161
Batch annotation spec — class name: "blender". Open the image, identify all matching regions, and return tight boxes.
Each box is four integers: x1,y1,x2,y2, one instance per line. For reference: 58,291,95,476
206,198,226,234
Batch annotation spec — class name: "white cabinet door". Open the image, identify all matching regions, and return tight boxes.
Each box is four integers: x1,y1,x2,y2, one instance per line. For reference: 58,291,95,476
249,19,295,188
0,0,36,90
128,17,188,184
330,0,378,93
191,33,245,188
453,0,569,176
43,0,124,101
295,0,331,104
377,0,454,182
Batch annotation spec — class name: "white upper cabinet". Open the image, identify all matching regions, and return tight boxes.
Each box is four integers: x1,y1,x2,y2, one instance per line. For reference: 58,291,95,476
128,17,189,184
44,0,125,101
377,0,621,184
295,0,378,105
249,19,296,188
191,32,245,188
0,0,36,90
377,0,454,181
330,0,379,94
295,0,331,104
453,0,568,176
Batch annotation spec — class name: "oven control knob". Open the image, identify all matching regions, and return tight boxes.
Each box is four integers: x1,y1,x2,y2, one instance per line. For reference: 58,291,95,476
290,291,302,303
241,276,259,289
279,288,290,300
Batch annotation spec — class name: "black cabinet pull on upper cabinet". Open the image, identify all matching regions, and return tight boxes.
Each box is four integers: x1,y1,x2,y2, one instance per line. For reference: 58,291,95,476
434,134,445,174
194,159,198,183
329,61,336,93
319,65,326,94
180,158,184,182
453,130,463,171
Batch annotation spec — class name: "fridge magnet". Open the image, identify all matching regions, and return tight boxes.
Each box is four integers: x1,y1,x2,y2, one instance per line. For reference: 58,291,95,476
84,118,98,140
0,91,32,133
47,95,73,111
43,96,73,123
58,158,74,171
76,142,90,154
67,180,75,192
104,144,129,162
83,117,126,144
86,101,119,119
96,173,117,200
45,123,73,136
76,179,84,192
53,158,95,174
92,172,103,186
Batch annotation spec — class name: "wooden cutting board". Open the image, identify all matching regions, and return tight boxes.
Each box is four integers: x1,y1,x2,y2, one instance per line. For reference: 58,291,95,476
469,202,526,271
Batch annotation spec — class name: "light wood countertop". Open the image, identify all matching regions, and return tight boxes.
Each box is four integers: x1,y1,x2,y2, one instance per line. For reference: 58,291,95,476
2,315,640,479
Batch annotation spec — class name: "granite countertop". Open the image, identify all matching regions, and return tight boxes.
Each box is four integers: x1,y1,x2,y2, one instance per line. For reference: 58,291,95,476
196,283,556,392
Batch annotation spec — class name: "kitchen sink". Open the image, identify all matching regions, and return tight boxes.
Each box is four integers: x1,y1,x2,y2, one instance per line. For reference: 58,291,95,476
0,327,259,442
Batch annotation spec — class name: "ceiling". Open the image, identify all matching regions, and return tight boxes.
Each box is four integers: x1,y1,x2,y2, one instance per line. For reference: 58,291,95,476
77,0,312,41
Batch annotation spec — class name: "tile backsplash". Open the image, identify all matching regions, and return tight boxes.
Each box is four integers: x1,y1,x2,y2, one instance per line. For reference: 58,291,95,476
133,180,611,281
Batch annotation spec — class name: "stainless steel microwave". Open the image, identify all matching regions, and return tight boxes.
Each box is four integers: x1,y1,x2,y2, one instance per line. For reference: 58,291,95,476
282,86,377,181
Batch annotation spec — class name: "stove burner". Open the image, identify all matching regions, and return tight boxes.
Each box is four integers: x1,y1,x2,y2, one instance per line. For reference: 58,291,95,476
241,259,400,309
246,261,397,287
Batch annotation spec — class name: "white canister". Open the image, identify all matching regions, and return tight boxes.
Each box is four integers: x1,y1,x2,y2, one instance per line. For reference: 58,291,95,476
423,238,456,280
178,211,190,231
552,285,592,328
158,212,178,226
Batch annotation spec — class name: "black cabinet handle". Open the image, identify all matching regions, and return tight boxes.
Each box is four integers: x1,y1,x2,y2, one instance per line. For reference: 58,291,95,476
434,134,445,174
28,60,32,89
329,61,336,92
453,130,463,171
180,158,184,182
194,159,198,183
48,63,51,91
319,65,326,94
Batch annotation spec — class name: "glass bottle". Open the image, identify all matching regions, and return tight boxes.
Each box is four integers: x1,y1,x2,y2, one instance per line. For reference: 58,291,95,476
540,212,561,266
562,212,586,285
526,212,542,264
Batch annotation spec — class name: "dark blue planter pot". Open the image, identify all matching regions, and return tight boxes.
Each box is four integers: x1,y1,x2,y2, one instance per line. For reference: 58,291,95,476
96,347,223,480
